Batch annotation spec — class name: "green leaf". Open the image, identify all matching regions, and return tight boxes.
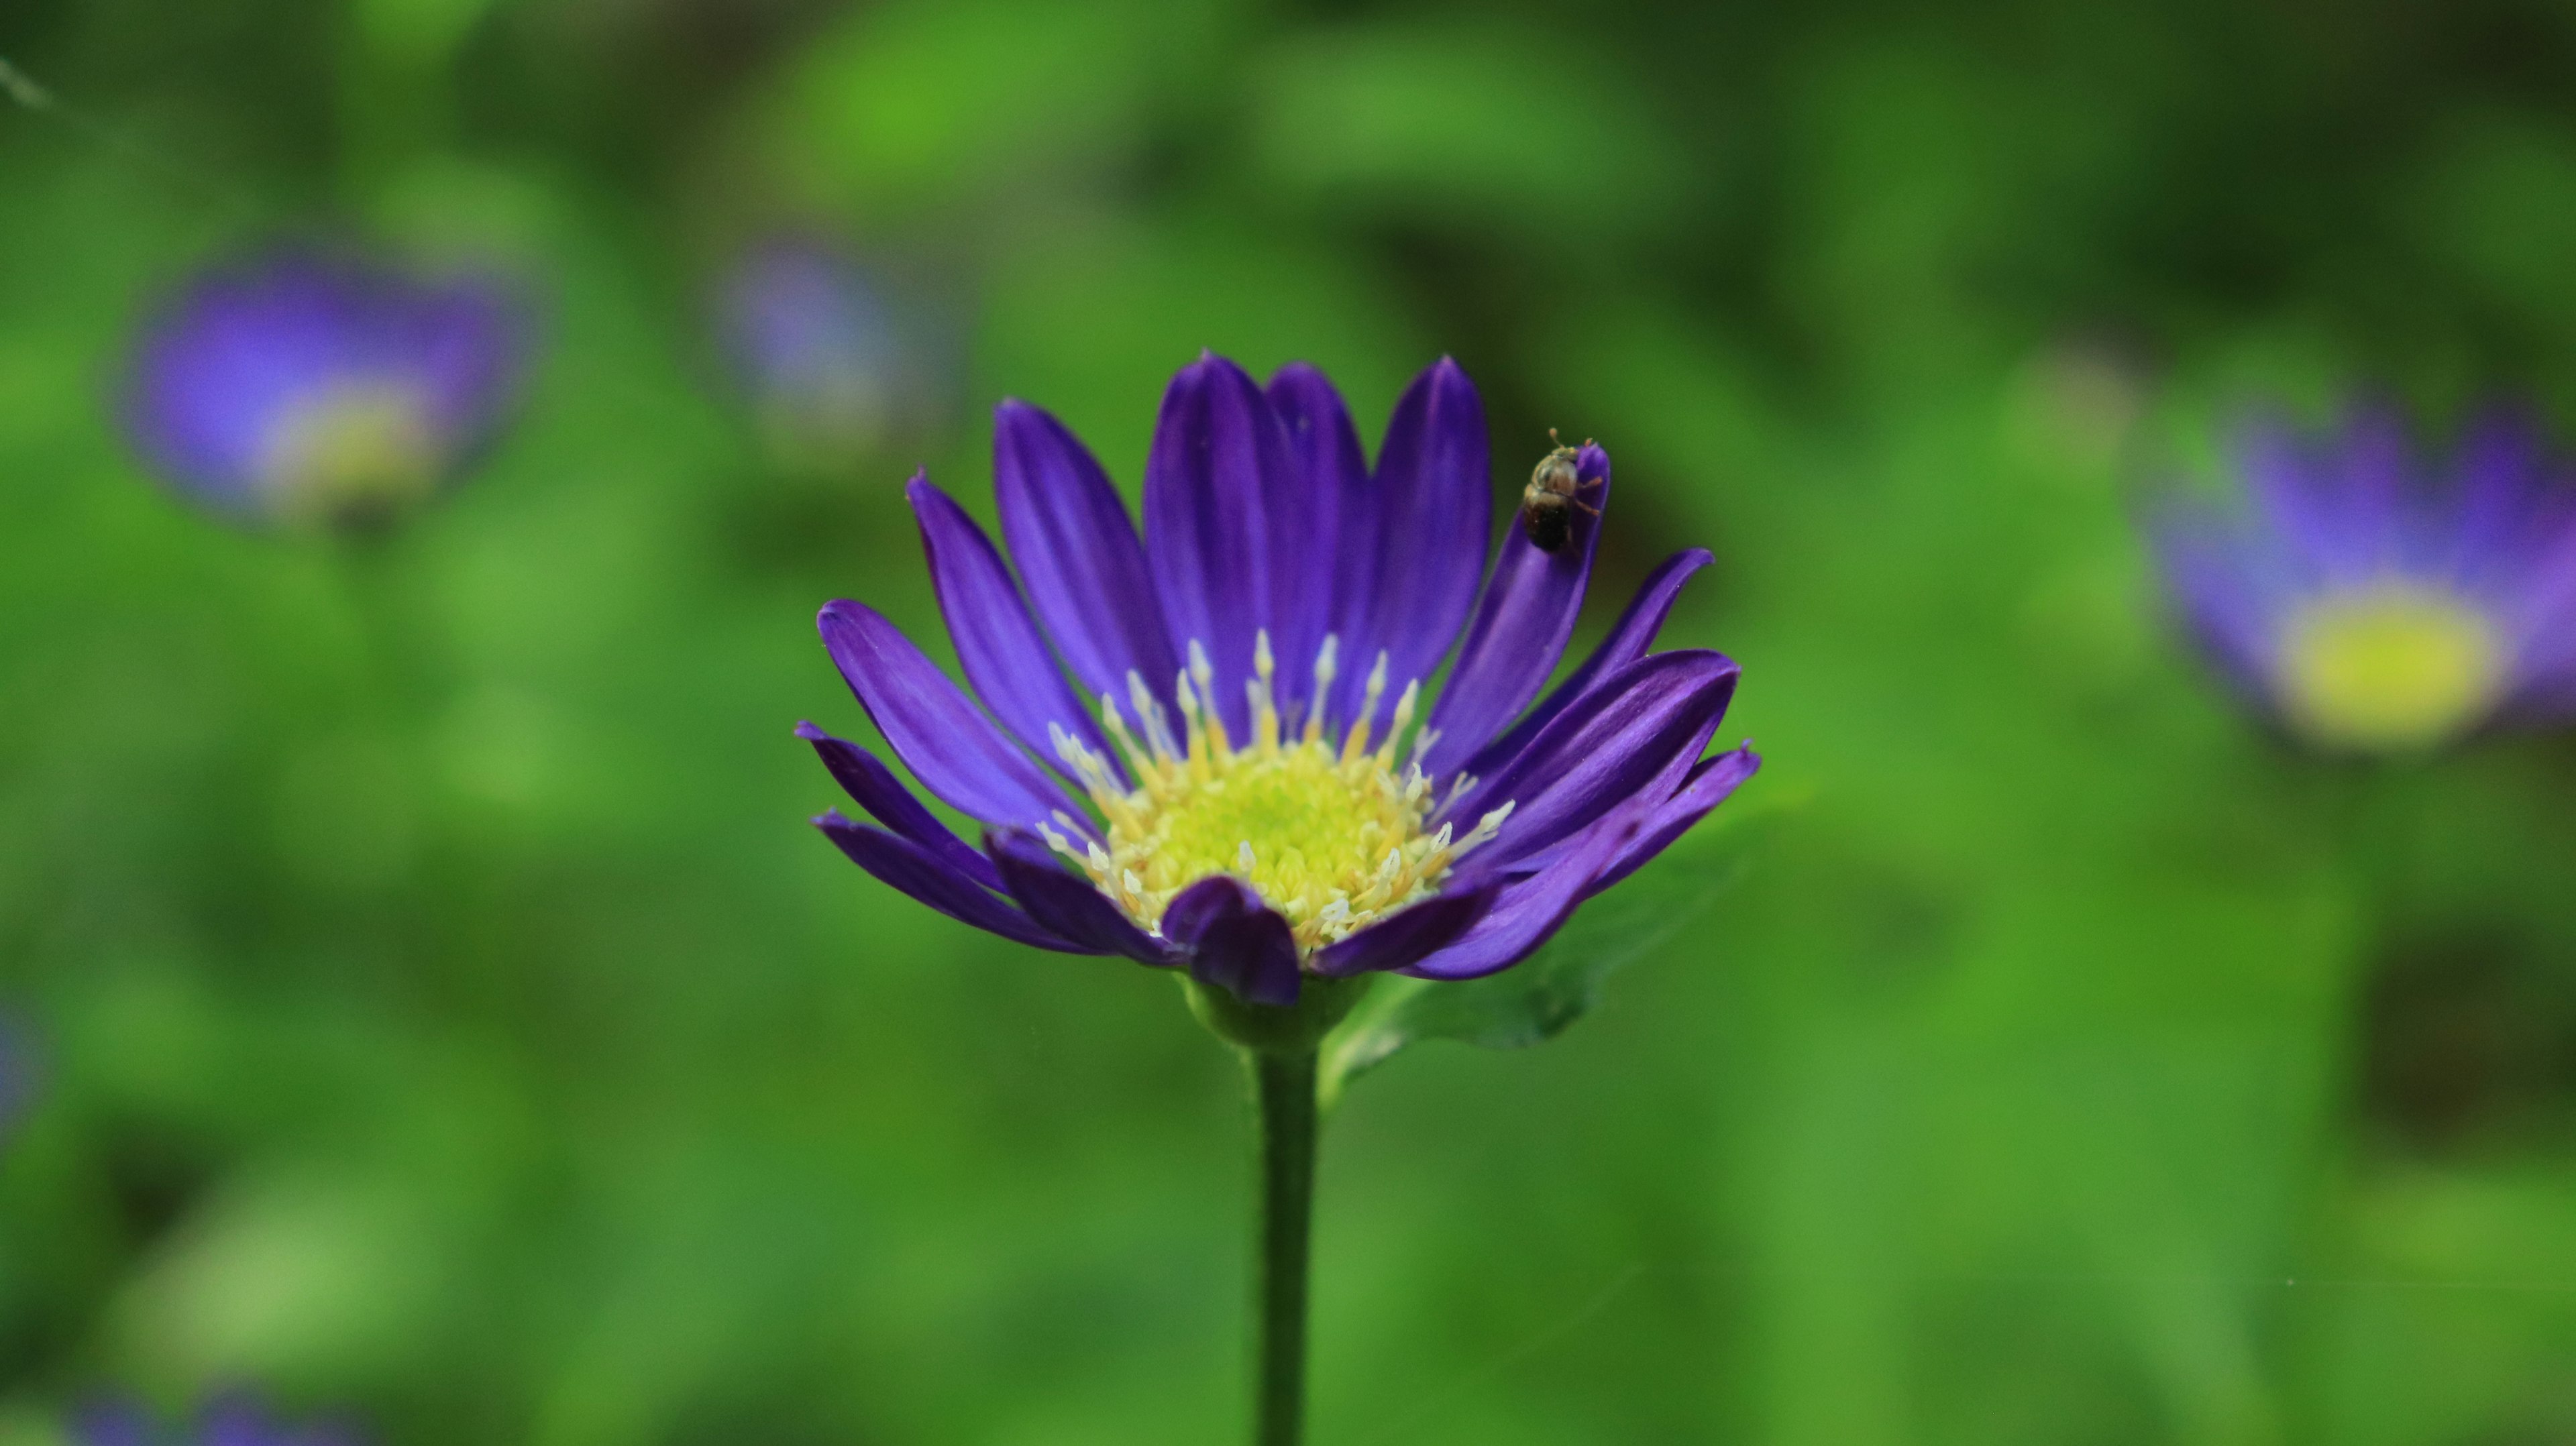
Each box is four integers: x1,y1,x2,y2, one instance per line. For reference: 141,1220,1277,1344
1319,795,1786,1105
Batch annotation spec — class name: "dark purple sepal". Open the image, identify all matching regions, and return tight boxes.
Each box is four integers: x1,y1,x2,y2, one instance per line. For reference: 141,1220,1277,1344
993,400,1179,708
1356,357,1490,714
817,600,1083,833
796,723,1005,891
1444,649,1741,879
1161,875,1302,1006
1459,547,1712,783
1267,362,1369,722
1143,353,1301,738
987,828,1175,964
1424,442,1612,776
1310,880,1501,977
1584,745,1762,897
815,812,1091,953
1402,795,1654,981
908,475,1116,777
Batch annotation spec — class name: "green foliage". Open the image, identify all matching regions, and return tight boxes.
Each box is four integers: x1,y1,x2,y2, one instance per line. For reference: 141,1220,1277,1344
7,1,2576,1443
1322,800,1782,1105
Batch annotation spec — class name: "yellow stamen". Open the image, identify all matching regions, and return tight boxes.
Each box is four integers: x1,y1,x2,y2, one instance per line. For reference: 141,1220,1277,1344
2277,583,2506,753
1051,631,1507,955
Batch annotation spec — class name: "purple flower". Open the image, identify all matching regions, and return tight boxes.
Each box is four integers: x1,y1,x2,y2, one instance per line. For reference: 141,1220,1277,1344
0,1013,32,1142
800,353,1758,1007
2154,404,2576,753
123,246,531,528
716,237,924,465
74,1393,360,1446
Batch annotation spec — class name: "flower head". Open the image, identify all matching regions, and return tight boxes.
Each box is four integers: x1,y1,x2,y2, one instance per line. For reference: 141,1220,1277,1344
800,353,1756,1005
716,236,925,467
75,1393,359,1446
123,246,531,529
2155,404,2576,753
0,1013,32,1143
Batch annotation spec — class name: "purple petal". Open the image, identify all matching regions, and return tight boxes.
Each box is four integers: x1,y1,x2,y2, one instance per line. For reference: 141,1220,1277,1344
2237,414,2341,584
817,600,1080,832
1424,442,1612,775
1458,547,1713,781
71,1400,154,1446
816,812,1090,953
1161,875,1302,1006
1403,795,1654,981
987,829,1175,964
1445,650,1741,879
2149,513,2282,698
201,1395,285,1446
1356,357,1490,708
796,723,1004,891
1583,745,1762,897
1144,353,1299,737
994,400,1180,708
1310,881,1500,977
909,475,1115,776
1268,362,1371,723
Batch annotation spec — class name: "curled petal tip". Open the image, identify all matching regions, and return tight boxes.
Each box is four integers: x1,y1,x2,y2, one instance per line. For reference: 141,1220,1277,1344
793,720,826,740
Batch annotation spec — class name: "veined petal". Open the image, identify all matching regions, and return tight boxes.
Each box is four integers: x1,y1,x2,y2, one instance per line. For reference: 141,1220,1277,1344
988,829,1175,964
1310,880,1499,977
1444,649,1741,878
1459,547,1713,781
1269,362,1369,722
818,600,1081,832
909,475,1115,776
1583,745,1762,897
1161,875,1301,1006
1359,357,1489,712
796,723,1004,891
994,400,1179,707
1403,795,1654,981
815,812,1091,953
1145,353,1299,736
1424,442,1613,775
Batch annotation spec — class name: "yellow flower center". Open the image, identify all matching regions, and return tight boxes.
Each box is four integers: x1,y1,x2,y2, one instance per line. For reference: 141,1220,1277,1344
2277,584,2507,753
265,384,441,526
1049,634,1511,955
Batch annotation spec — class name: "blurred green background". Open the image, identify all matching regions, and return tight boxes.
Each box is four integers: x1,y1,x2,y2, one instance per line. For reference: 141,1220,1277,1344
9,0,2576,1441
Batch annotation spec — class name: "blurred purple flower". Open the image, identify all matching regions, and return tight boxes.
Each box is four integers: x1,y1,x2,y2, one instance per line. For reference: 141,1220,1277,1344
75,1393,360,1446
716,237,926,466
798,353,1758,1006
2154,404,2576,753
123,246,532,528
0,1013,32,1142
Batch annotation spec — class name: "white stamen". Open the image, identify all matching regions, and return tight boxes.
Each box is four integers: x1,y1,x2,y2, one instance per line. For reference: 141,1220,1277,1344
1238,840,1258,873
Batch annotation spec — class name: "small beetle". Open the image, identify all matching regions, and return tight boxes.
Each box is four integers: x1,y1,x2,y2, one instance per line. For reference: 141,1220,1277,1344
1518,429,1603,553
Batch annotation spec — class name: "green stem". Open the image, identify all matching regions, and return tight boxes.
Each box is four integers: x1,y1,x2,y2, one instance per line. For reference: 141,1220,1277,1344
1250,1046,1320,1446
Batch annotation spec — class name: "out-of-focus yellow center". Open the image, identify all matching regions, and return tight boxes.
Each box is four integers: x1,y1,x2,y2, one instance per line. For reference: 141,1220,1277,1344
1049,634,1511,955
265,385,440,526
2277,585,2506,753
